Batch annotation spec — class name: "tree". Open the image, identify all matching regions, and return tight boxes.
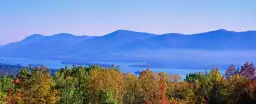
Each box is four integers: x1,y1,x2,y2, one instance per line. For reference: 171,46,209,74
0,89,7,104
185,72,205,83
0,75,14,104
240,62,255,80
209,68,223,81
224,64,239,79
159,73,170,104
139,69,160,103
54,70,79,104
169,74,181,83
15,66,59,104
84,68,124,103
167,81,195,104
100,90,119,104
123,73,143,104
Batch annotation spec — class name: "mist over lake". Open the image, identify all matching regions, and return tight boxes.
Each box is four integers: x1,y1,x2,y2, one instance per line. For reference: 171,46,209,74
1,49,255,78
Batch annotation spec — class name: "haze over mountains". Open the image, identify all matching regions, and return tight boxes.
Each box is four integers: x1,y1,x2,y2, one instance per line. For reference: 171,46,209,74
0,29,256,69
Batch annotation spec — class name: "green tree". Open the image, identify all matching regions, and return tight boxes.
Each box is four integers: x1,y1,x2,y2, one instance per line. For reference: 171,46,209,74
100,90,119,104
0,75,14,104
54,70,80,104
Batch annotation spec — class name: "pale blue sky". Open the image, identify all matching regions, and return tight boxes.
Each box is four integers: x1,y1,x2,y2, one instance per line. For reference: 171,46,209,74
0,0,255,45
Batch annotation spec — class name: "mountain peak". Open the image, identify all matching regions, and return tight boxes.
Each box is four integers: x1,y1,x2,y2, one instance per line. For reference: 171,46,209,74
105,29,156,38
209,29,230,33
52,33,75,37
105,30,134,37
29,34,44,37
24,34,44,40
109,29,137,35
216,29,228,31
115,29,134,32
193,29,233,36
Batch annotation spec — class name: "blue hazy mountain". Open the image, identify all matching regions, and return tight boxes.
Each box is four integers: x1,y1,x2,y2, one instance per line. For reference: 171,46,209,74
72,30,156,54
121,29,256,50
0,29,256,62
0,33,95,58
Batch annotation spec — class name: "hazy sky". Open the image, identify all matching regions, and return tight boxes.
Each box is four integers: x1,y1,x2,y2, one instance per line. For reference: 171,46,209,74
0,0,255,45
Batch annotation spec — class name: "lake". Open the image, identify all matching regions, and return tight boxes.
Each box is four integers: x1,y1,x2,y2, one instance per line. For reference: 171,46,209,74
0,57,225,78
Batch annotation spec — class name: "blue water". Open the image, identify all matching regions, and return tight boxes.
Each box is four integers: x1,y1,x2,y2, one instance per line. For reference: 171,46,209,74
0,57,225,78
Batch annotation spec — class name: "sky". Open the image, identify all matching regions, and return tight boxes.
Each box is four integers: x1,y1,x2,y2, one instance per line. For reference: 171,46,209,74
0,0,255,45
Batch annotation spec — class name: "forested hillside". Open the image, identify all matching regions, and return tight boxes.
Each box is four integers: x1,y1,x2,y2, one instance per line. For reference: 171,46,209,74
0,63,23,76
0,62,256,104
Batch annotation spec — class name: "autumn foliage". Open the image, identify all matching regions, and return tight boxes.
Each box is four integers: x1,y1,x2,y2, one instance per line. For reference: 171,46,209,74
0,62,256,104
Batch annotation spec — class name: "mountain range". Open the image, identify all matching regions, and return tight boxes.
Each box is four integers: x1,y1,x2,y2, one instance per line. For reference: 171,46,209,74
0,29,256,69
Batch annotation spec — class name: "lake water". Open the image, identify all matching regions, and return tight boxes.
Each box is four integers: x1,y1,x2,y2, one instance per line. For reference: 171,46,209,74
0,57,225,78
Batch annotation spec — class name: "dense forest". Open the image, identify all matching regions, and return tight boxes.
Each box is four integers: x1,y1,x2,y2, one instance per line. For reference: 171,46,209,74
0,62,256,104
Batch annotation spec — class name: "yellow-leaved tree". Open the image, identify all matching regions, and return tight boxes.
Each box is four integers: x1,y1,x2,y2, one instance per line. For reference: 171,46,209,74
15,66,59,104
139,69,161,104
84,68,124,104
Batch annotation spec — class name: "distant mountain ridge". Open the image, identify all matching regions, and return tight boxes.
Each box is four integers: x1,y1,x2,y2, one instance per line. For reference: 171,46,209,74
0,29,256,62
